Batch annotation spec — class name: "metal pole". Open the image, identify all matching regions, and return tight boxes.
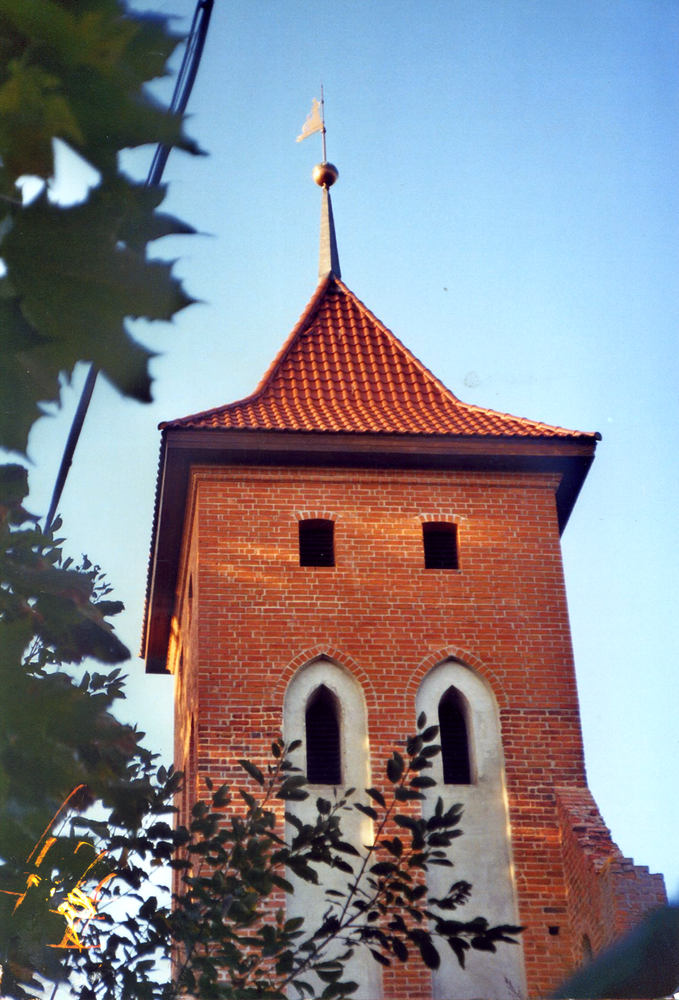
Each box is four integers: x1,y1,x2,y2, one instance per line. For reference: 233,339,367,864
320,84,327,162
43,0,214,534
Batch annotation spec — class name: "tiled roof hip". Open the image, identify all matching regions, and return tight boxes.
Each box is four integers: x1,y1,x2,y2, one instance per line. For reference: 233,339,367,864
161,277,595,440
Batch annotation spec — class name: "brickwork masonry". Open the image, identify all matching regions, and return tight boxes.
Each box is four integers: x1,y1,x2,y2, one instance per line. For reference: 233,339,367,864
169,464,666,998
556,787,667,974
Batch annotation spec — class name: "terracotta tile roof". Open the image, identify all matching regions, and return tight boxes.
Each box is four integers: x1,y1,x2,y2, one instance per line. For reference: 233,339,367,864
162,277,593,439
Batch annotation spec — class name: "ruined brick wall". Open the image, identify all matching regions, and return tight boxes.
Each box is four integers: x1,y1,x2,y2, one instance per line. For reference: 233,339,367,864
556,787,667,977
168,462,664,997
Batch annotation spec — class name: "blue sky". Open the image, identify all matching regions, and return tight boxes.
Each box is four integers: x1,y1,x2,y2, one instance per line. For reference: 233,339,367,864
14,0,679,898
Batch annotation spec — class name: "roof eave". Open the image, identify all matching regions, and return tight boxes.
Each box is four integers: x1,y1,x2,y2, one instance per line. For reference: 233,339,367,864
142,426,598,674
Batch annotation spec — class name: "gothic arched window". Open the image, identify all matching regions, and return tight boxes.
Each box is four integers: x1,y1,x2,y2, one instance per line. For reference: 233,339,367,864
438,688,471,784
305,685,341,784
416,660,524,997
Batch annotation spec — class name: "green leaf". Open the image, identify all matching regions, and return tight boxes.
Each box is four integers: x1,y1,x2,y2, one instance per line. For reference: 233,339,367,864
331,857,354,874
285,812,304,832
444,803,464,823
0,58,82,182
391,936,408,962
420,725,439,742
316,969,342,983
354,802,378,821
287,857,319,884
238,759,265,786
334,840,360,856
237,788,257,810
280,775,308,791
115,181,196,251
283,917,305,933
0,461,29,504
277,788,308,802
410,775,436,789
365,786,385,808
385,836,403,857
446,936,469,968
292,979,314,998
0,290,60,453
3,190,195,404
271,874,295,894
370,861,397,876
417,711,427,729
394,787,425,801
471,936,497,952
409,930,441,969
213,783,231,807
386,753,404,783
320,985,343,999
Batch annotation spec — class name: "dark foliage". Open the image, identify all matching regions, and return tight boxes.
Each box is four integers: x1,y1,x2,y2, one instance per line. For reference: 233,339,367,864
20,717,522,1000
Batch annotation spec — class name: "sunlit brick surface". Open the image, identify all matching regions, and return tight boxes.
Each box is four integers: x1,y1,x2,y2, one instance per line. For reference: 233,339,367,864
171,465,666,997
158,278,663,998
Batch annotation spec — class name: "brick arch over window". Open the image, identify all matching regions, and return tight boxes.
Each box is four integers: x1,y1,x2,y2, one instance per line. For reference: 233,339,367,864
416,659,525,999
406,645,508,711
283,657,370,790
416,513,464,525
274,646,378,716
291,510,340,523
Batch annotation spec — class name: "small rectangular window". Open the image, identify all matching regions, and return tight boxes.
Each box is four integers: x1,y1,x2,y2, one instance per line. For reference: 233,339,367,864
299,519,335,567
423,522,458,570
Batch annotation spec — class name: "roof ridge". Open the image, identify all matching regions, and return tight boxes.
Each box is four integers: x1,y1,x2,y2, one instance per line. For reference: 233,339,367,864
160,276,599,441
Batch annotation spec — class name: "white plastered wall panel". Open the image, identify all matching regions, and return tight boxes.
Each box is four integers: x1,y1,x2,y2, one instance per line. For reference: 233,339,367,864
416,659,527,1000
283,657,382,1000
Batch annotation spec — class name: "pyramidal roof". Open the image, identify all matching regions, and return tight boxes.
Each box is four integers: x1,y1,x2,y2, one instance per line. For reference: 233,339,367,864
162,275,592,440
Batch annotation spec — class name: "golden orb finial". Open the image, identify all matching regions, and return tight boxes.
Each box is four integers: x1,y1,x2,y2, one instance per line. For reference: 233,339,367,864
313,161,339,188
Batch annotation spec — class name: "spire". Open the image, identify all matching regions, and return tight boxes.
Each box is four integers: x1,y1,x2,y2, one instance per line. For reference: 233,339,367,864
298,88,341,279
314,165,341,280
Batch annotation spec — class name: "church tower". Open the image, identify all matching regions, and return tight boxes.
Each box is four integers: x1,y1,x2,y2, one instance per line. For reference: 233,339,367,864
143,163,666,998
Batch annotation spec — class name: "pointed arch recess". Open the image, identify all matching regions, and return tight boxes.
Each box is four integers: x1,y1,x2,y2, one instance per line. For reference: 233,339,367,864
406,645,508,710
274,645,377,715
415,656,525,998
281,654,381,997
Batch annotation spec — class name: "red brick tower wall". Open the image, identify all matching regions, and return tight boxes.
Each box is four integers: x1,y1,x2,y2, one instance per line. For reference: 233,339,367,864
165,461,664,997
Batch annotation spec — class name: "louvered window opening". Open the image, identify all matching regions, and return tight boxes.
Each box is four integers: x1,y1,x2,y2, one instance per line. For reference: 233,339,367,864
306,686,341,785
423,522,458,569
299,519,335,567
439,692,471,784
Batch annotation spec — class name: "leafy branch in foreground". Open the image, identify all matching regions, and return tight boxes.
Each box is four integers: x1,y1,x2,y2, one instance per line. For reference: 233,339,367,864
0,0,200,454
0,463,158,998
45,716,521,1000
